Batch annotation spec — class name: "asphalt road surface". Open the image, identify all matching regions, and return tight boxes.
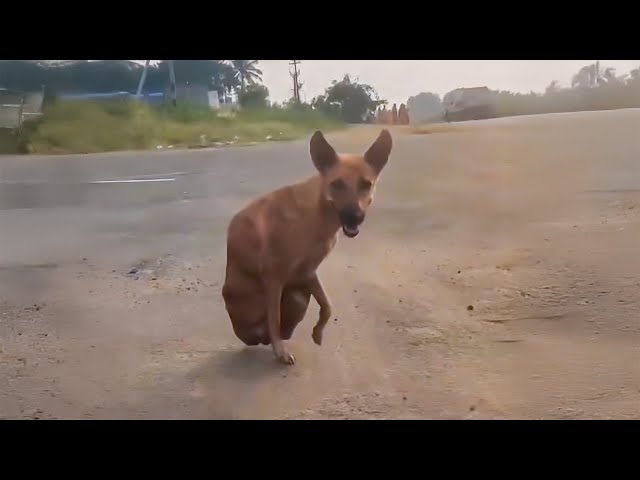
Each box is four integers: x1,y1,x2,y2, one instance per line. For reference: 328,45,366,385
2,110,640,419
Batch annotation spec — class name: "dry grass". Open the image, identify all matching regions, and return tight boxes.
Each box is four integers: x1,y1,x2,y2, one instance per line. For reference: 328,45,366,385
411,123,463,135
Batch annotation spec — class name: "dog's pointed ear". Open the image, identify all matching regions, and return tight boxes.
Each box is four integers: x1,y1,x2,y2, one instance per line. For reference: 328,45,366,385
310,131,338,173
364,129,392,175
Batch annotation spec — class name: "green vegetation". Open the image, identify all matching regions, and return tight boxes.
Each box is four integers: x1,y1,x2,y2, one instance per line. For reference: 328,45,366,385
10,100,343,154
230,60,263,93
311,74,385,123
0,60,349,154
0,129,22,154
238,84,270,109
0,60,385,154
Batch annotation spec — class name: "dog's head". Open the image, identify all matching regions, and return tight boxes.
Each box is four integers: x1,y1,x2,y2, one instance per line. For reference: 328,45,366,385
310,129,392,238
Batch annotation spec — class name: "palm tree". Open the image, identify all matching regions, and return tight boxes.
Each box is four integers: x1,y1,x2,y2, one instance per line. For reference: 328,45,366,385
572,64,596,88
571,63,610,89
213,63,240,104
230,60,263,92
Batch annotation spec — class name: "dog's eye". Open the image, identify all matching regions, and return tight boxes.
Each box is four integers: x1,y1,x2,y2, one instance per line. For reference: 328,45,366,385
359,178,373,191
330,179,347,192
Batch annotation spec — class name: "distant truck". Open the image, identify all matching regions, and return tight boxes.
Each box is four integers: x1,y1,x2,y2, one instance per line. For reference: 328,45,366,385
442,86,495,122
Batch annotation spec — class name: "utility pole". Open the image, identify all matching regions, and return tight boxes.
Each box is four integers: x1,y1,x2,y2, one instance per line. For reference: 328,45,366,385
137,60,177,105
168,60,177,106
289,60,303,103
136,60,151,99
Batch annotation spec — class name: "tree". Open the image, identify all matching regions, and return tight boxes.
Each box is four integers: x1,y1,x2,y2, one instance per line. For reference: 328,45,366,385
238,83,270,109
601,67,627,85
311,94,339,116
0,60,238,95
314,74,384,123
570,63,620,89
153,60,226,89
0,60,147,93
215,63,241,103
0,60,48,91
60,60,143,92
230,60,263,92
545,80,561,94
571,64,597,88
406,92,442,123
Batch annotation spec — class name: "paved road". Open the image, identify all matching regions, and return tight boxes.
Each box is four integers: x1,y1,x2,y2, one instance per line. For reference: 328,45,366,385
2,111,640,419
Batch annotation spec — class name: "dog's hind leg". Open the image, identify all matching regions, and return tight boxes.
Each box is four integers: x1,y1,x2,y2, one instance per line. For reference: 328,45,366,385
223,286,271,346
280,286,311,340
232,320,269,346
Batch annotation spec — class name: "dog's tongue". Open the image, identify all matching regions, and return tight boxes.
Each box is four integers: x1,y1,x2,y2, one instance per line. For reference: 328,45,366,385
342,225,359,238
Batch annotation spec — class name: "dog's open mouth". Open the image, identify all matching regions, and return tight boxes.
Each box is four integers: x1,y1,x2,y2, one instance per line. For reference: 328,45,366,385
342,225,360,238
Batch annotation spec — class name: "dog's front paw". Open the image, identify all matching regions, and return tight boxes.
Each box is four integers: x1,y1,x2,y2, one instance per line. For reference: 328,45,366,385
280,352,296,365
274,344,296,365
312,326,323,346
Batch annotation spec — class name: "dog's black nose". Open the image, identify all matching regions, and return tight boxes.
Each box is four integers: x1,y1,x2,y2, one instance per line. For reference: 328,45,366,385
339,205,365,226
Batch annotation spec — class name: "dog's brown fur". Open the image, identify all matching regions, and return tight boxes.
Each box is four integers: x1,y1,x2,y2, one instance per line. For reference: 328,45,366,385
222,130,392,364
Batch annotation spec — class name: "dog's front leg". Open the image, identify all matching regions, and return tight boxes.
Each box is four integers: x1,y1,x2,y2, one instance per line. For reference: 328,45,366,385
265,279,296,365
309,274,332,346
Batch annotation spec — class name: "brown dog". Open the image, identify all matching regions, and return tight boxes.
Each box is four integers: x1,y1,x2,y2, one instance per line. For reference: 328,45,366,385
222,129,392,365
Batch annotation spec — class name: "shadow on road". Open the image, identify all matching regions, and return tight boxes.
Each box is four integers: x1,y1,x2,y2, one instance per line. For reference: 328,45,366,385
188,346,284,384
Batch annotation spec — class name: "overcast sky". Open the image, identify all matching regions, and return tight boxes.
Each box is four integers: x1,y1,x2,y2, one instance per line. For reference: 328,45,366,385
259,60,640,105
135,60,640,105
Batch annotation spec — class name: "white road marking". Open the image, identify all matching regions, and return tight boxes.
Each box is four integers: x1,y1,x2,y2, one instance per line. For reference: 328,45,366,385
134,171,189,178
89,178,176,184
1,174,186,185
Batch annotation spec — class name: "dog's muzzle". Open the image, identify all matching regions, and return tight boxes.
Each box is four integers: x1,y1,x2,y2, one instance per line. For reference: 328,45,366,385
339,205,365,238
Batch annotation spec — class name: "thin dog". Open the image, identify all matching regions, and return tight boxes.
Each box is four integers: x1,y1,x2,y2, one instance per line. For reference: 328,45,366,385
222,129,392,365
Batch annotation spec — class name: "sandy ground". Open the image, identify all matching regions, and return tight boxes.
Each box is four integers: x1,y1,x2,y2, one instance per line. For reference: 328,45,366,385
2,109,640,419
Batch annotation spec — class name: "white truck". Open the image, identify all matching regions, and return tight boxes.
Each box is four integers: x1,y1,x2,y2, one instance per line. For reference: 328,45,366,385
442,86,495,122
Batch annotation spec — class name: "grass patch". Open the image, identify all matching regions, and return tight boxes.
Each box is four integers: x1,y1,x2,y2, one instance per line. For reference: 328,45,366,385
9,100,344,154
0,128,33,154
0,129,20,154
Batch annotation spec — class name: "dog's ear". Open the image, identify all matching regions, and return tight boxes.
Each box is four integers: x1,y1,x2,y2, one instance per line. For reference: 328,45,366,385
310,131,338,173
364,129,392,175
